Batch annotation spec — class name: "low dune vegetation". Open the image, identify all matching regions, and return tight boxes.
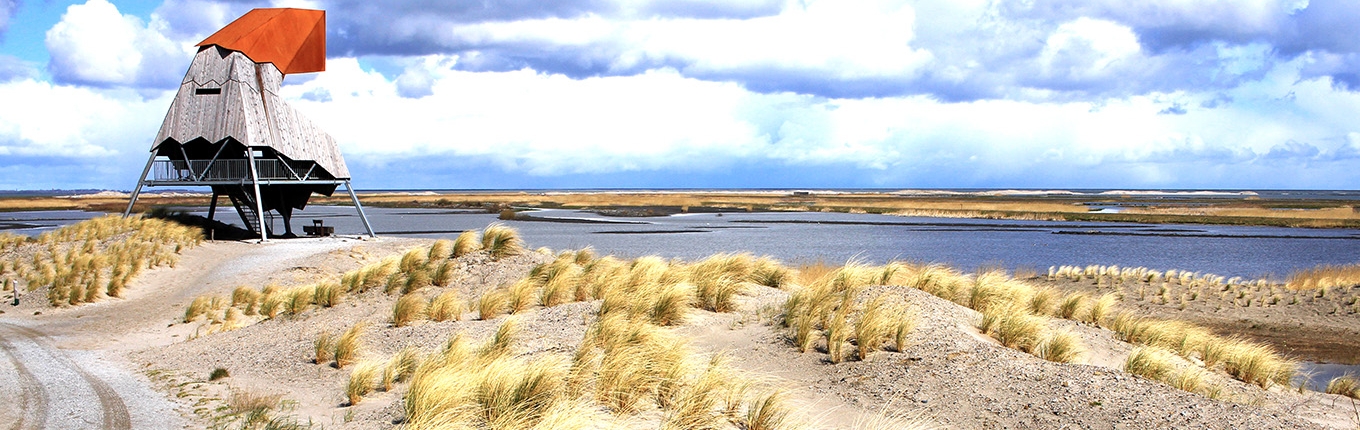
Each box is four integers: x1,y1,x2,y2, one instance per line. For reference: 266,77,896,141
1326,374,1359,400
1106,313,1297,390
181,224,519,332
1045,263,1360,313
1286,263,1360,291
318,248,815,428
173,224,1324,428
0,214,202,307
780,262,922,363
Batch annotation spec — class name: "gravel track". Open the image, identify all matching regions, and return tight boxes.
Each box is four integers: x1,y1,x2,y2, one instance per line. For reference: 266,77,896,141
0,322,129,429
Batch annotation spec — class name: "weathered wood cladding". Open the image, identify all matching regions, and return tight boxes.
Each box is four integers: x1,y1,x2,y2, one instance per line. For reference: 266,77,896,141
153,47,350,179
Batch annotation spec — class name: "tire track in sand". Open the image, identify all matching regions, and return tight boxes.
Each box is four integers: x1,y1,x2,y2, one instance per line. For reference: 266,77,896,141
0,322,131,429
0,323,48,430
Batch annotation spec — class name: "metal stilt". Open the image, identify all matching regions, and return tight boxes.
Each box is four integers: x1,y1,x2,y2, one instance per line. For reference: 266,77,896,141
123,152,157,217
345,180,376,238
246,149,268,242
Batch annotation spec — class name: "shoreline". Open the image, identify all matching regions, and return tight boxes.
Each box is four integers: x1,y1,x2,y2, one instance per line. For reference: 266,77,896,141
4,189,1359,229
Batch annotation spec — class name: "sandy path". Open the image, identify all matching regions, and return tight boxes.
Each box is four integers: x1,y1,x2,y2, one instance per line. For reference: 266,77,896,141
0,236,398,429
0,322,130,429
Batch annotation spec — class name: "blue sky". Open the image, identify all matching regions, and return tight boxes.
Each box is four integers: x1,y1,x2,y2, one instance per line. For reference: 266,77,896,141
2,0,1359,190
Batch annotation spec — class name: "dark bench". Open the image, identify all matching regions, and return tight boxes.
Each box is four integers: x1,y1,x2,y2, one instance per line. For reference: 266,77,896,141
303,219,334,237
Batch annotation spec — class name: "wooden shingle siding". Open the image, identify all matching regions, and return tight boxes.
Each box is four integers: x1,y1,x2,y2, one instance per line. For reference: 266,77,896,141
152,47,350,179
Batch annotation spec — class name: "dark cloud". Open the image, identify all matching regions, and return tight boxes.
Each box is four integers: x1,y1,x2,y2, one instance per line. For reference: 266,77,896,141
1274,2,1360,56
200,0,1344,101
322,0,781,57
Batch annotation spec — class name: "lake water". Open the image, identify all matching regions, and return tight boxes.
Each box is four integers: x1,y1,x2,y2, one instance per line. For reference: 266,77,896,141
5,205,1357,279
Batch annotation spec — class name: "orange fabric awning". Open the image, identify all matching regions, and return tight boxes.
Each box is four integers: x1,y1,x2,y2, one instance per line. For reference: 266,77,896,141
197,8,326,75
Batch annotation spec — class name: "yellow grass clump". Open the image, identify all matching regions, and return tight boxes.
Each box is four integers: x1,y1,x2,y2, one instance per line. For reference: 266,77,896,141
855,296,895,360
1057,292,1087,320
314,331,336,365
428,289,463,322
284,285,315,316
184,296,213,322
481,223,523,260
477,288,510,320
428,239,453,261
1034,330,1085,363
979,307,1045,353
394,293,429,327
382,346,422,392
346,361,381,405
1125,347,1176,381
1326,374,1359,399
781,263,920,362
1085,293,1117,325
452,230,481,258
334,321,367,368
314,281,342,307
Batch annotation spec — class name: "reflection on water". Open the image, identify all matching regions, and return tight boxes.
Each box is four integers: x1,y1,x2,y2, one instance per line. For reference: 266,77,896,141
1301,362,1360,390
8,205,1357,279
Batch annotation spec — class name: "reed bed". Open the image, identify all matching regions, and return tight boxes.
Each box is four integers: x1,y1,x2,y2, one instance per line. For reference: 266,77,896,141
0,215,202,307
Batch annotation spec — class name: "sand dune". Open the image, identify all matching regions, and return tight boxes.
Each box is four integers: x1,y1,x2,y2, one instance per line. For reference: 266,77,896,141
3,235,1358,429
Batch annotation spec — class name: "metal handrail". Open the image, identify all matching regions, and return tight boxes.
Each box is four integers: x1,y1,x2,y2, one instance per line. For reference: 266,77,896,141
151,159,314,181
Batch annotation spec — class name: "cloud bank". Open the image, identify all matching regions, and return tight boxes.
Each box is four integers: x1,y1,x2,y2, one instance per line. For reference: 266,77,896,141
2,0,1359,190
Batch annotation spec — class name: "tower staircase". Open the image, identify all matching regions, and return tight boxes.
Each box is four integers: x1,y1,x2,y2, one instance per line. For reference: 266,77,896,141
224,187,269,237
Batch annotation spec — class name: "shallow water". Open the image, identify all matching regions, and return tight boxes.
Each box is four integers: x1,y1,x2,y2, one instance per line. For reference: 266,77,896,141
306,206,1357,278
8,205,1357,279
1300,362,1360,390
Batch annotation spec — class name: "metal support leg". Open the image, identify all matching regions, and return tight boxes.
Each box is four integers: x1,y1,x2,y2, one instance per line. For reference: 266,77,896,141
123,152,157,217
207,191,218,223
345,181,376,238
246,149,268,242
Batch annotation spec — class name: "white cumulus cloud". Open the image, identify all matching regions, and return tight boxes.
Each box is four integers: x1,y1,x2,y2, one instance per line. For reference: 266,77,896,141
45,0,190,88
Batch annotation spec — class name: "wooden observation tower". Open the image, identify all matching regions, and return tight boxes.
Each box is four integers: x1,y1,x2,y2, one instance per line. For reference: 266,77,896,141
124,8,374,240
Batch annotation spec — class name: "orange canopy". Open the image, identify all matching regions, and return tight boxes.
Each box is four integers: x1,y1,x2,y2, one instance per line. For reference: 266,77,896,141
198,8,326,75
